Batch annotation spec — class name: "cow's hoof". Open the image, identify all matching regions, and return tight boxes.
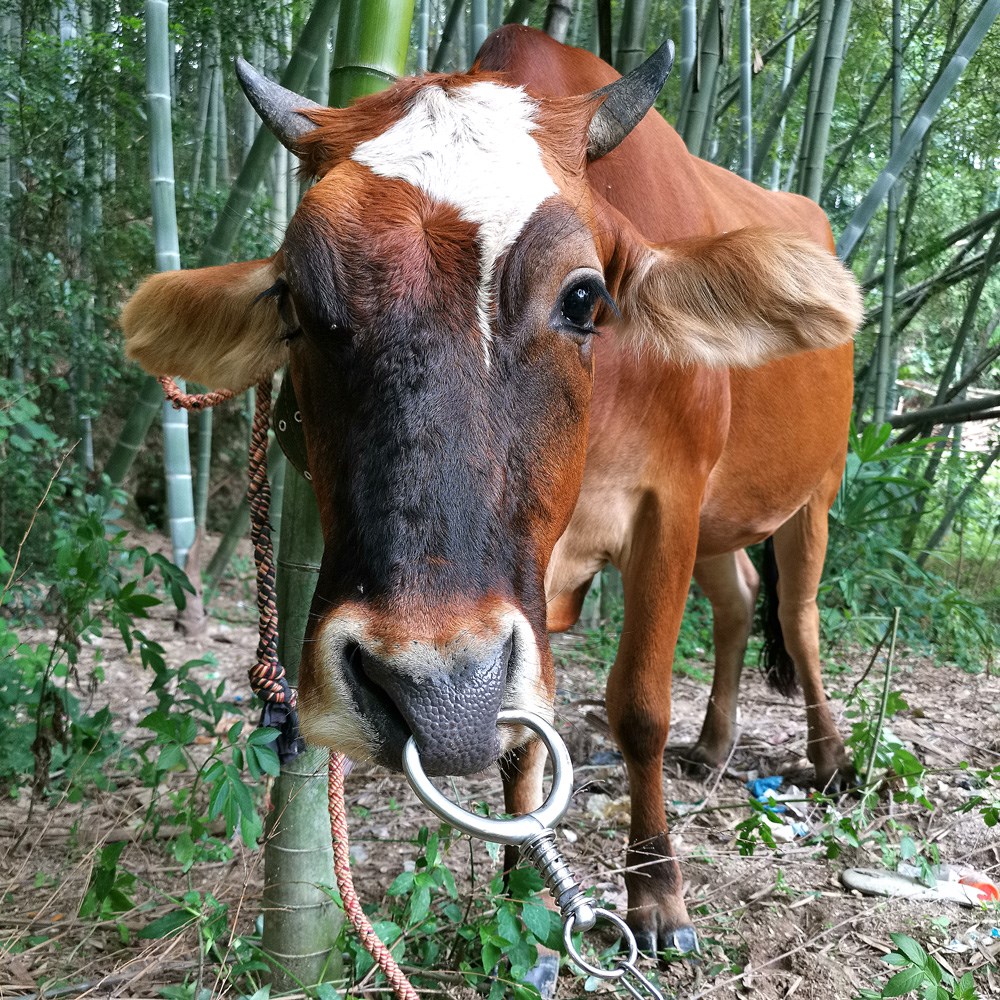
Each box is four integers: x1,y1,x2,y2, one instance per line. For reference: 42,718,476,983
813,761,859,797
678,744,721,780
665,924,699,955
628,922,699,958
522,951,559,999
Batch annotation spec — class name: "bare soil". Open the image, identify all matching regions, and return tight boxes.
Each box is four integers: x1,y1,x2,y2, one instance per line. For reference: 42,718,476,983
2,546,999,1000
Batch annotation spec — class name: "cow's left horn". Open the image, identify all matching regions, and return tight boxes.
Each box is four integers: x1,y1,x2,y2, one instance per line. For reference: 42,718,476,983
235,57,323,154
586,40,675,161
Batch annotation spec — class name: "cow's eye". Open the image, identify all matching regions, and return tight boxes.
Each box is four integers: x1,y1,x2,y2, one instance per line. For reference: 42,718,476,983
561,282,598,329
554,271,617,335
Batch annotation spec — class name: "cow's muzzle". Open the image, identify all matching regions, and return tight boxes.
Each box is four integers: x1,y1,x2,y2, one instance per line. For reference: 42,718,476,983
341,630,513,774
302,605,548,775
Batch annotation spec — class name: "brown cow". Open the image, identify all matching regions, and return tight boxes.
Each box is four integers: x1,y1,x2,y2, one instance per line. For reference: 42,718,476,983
123,26,861,954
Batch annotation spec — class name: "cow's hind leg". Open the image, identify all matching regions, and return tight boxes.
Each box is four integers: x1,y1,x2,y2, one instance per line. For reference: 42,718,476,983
685,549,759,772
771,491,854,791
606,524,699,955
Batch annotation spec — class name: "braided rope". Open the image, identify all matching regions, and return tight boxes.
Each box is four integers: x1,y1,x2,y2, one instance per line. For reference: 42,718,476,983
158,374,418,999
158,375,235,410
329,751,421,1000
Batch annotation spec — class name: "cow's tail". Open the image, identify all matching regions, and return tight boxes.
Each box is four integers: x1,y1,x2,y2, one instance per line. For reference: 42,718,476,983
759,537,799,697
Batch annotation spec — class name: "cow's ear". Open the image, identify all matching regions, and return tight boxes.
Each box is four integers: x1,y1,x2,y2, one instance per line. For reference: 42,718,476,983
122,258,288,390
616,229,861,366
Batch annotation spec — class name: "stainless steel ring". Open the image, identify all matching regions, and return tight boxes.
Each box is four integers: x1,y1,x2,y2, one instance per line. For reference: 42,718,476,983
563,907,637,979
401,709,574,847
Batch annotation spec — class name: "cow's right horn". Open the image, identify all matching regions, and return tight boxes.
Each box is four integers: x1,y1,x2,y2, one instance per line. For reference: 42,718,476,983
586,40,675,161
235,57,323,154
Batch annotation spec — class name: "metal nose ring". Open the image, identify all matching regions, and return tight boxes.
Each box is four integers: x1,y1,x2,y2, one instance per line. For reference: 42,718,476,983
401,709,574,846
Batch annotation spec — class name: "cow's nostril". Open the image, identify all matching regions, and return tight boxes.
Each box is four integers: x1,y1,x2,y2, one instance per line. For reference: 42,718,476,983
341,641,413,741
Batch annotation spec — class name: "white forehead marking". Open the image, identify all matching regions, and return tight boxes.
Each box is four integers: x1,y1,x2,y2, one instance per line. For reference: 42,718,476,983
351,81,559,367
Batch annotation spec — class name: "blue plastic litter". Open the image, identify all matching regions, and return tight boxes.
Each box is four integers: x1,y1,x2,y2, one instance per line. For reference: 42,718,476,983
746,776,783,798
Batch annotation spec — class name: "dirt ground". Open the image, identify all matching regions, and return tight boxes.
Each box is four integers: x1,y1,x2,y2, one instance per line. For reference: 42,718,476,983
2,548,999,1000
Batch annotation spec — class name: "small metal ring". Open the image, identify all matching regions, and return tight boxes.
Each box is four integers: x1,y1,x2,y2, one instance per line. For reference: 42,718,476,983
402,710,573,847
563,908,636,979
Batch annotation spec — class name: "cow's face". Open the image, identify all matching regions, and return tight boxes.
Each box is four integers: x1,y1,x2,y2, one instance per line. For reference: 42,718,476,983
122,49,861,776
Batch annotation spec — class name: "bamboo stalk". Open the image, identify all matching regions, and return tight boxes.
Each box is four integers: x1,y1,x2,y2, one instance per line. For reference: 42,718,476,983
329,0,414,102
264,0,415,986
798,0,850,202
431,0,465,72
145,0,195,570
616,0,650,73
471,0,488,54
837,0,1000,261
679,0,696,96
794,0,831,191
681,0,726,156
872,0,901,426
416,0,430,71
543,0,573,44
767,0,798,189
264,471,336,992
737,0,752,180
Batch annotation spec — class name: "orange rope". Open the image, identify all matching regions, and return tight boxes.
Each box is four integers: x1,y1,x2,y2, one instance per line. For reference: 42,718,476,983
158,374,418,999
329,752,421,1000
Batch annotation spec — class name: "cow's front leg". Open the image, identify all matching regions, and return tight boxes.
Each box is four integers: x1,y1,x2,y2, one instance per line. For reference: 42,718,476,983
606,526,699,956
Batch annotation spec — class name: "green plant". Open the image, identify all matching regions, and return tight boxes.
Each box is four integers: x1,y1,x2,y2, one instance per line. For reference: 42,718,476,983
824,421,995,670
0,497,193,801
137,652,280,867
855,933,980,999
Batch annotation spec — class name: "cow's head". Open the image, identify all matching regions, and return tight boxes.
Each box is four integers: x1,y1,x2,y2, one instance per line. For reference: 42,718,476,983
123,43,861,776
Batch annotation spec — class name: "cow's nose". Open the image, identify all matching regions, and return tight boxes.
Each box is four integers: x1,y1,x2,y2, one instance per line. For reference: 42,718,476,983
341,632,514,775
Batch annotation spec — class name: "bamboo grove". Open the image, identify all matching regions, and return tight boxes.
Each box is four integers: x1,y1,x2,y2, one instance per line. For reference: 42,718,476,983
1,0,999,992
2,0,998,715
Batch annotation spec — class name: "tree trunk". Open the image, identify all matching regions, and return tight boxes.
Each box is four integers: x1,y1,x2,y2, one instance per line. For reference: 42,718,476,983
766,0,798,189
616,0,650,73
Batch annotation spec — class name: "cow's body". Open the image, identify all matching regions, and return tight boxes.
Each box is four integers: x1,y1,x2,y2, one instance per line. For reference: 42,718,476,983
123,26,861,956
479,27,853,947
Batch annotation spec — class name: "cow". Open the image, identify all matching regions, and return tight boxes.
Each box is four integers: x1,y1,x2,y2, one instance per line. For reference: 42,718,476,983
122,26,862,956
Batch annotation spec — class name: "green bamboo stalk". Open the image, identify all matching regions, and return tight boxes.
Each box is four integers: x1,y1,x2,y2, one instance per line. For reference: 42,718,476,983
737,0,752,180
416,0,429,71
680,0,725,156
794,0,831,192
872,0,901,427
432,0,465,72
145,0,195,569
329,0,414,103
615,0,649,73
190,45,212,198
798,0,850,202
471,0,489,53
767,0,798,189
838,0,1000,261
543,0,573,42
264,471,336,992
306,23,334,101
264,0,414,985
104,0,340,491
679,0,696,96
194,408,213,528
